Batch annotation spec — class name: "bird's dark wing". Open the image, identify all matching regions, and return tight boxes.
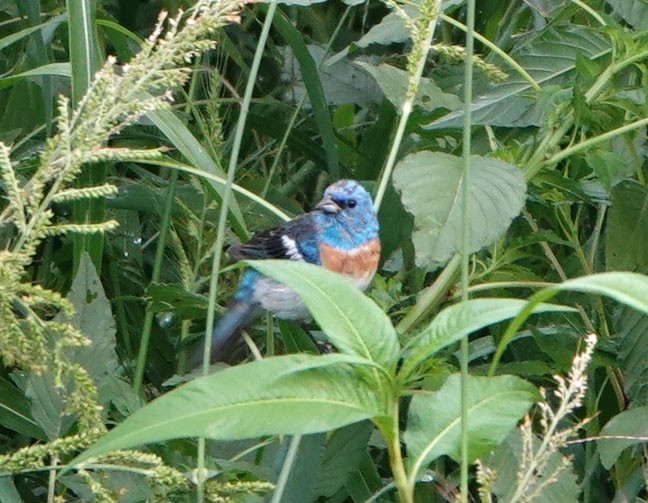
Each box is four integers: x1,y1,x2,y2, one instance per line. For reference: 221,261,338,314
228,214,320,263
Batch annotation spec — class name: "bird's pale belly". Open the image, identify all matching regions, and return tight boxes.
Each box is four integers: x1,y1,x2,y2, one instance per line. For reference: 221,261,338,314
252,277,310,319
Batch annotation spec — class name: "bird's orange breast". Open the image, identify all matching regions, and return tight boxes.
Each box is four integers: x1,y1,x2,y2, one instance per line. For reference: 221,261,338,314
319,238,381,290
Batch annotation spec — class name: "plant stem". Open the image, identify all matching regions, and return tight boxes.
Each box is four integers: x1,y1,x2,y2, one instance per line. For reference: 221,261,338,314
133,169,178,394
396,253,461,334
459,0,475,499
270,435,302,503
47,455,58,503
385,401,413,503
374,1,442,211
197,1,279,500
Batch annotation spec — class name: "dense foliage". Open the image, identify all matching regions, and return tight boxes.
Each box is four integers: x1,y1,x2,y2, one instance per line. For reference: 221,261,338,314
1,0,648,501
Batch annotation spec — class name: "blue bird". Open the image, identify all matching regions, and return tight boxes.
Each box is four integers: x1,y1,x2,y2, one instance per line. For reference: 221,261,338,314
207,179,380,361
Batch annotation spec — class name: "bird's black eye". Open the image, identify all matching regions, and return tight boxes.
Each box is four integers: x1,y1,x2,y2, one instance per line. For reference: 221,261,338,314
347,199,357,208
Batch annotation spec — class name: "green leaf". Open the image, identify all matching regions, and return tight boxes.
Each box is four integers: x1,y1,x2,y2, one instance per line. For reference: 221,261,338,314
275,434,325,503
0,376,45,440
145,283,208,319
404,374,539,478
356,62,460,112
62,254,136,411
145,108,247,237
605,181,648,272
25,370,73,441
0,63,71,91
0,477,21,503
607,0,648,29
66,0,101,104
393,151,526,268
492,272,648,373
559,272,648,314
314,421,373,497
248,260,400,369
599,406,648,469
483,429,579,502
400,299,576,379
0,14,67,52
271,8,338,178
427,26,611,128
71,354,386,465
614,306,648,404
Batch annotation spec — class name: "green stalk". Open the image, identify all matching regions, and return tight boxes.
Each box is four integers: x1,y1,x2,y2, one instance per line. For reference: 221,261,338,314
270,435,302,503
132,170,178,393
396,253,461,334
373,1,442,211
67,0,105,273
459,0,475,500
384,401,413,503
542,116,648,167
196,3,279,501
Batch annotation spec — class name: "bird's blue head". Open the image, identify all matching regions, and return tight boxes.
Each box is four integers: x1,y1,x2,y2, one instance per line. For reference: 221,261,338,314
315,179,379,248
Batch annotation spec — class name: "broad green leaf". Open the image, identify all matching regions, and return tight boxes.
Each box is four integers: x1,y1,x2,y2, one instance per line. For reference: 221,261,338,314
483,429,579,502
404,374,539,478
0,63,71,91
393,151,526,268
282,46,382,108
598,406,648,469
314,421,373,498
614,306,648,404
559,272,648,315
25,370,73,441
585,150,630,191
605,181,648,271
71,354,386,465
356,62,461,112
345,453,384,502
427,26,611,128
248,260,400,369
0,376,45,440
275,434,325,503
400,299,576,379
492,272,648,372
62,254,136,411
607,0,648,29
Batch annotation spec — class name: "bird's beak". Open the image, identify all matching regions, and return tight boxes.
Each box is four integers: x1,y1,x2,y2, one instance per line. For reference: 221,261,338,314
316,197,341,214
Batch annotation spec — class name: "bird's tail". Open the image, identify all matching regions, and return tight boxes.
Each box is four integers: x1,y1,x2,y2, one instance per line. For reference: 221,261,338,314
188,300,260,369
209,299,260,361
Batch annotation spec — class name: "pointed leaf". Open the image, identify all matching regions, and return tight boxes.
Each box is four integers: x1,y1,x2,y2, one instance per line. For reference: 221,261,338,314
146,108,247,236
427,26,611,128
400,299,576,379
248,260,400,369
393,152,526,268
559,272,648,314
71,354,386,465
356,62,460,112
598,406,648,469
605,181,648,272
0,376,45,440
404,374,539,478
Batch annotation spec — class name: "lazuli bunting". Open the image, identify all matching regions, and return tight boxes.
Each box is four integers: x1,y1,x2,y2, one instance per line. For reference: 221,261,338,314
207,179,380,361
